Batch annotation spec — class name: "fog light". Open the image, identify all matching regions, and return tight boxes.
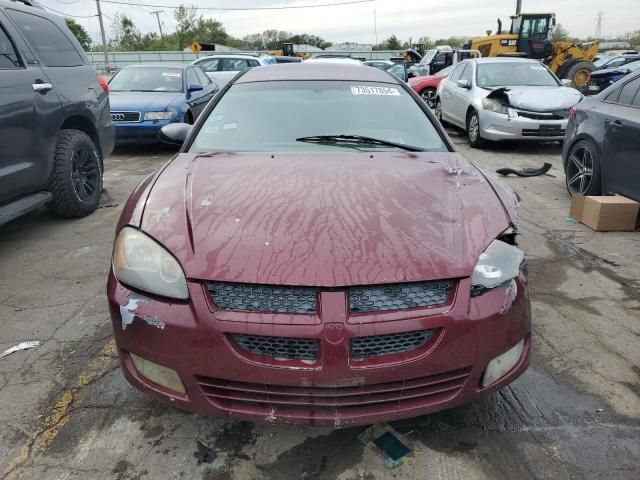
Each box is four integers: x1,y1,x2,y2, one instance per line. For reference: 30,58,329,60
482,339,524,387
130,353,186,394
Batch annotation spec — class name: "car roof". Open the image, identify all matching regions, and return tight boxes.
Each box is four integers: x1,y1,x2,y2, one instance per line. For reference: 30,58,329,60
235,62,398,84
125,63,187,69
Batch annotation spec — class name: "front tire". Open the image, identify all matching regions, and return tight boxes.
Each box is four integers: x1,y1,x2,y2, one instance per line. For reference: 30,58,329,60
564,139,601,196
48,129,103,218
420,87,437,108
565,61,594,89
467,110,485,148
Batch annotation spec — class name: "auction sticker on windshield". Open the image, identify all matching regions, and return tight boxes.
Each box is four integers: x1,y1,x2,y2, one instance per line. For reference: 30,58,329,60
351,86,400,96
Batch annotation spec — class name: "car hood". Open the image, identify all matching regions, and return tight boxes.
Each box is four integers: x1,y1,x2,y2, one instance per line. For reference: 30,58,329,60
485,85,582,111
109,91,183,111
139,152,513,286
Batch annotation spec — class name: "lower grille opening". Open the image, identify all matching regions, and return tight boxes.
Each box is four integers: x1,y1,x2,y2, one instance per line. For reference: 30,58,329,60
351,329,434,360
231,334,318,361
196,367,471,418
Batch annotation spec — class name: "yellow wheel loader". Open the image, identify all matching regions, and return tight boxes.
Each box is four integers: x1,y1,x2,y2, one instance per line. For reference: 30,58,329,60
468,12,599,88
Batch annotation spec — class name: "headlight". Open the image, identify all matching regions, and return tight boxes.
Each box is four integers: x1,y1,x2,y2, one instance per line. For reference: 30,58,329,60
482,97,509,114
113,227,189,299
144,111,174,121
471,239,524,295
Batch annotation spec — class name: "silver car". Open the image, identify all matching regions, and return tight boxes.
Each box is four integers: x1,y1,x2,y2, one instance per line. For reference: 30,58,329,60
192,54,277,87
435,58,583,147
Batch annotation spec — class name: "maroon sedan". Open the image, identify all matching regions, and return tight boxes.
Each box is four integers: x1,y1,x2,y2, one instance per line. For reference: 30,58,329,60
408,64,453,108
108,63,531,427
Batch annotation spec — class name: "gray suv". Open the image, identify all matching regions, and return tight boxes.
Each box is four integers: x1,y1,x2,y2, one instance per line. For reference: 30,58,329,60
0,0,115,225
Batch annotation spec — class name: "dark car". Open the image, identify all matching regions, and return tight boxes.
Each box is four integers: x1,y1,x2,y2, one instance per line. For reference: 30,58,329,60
563,70,640,202
584,60,640,95
593,54,640,71
109,64,219,144
0,0,114,225
108,63,531,426
272,55,302,63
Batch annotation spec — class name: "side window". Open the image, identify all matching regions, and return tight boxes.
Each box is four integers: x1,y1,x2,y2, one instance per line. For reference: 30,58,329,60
198,58,219,72
0,24,21,68
521,18,532,39
195,67,210,85
608,58,625,68
186,68,199,87
450,63,467,81
617,77,640,106
248,59,259,67
460,64,473,83
221,58,249,72
7,10,83,67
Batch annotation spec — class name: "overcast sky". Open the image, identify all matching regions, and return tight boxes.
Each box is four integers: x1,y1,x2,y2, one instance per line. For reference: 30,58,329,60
49,0,639,46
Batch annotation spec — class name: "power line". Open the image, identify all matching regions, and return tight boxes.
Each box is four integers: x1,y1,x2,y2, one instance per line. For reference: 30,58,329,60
41,4,97,17
97,0,374,11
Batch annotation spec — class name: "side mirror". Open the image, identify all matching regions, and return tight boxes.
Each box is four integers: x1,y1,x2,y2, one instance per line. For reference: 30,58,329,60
159,123,192,145
188,83,203,92
456,79,471,89
561,78,573,87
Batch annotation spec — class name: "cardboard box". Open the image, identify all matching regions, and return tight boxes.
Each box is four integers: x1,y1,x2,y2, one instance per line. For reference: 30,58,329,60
569,195,639,231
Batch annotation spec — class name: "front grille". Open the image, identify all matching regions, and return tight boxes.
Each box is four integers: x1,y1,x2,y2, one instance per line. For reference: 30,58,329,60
517,110,566,120
351,330,433,360
110,111,141,122
207,282,317,314
349,280,453,313
196,367,471,417
232,334,318,361
522,128,565,137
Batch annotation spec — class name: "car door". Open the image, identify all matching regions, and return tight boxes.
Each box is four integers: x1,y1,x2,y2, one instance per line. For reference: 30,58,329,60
0,12,60,203
601,75,640,200
439,63,466,125
185,67,209,118
449,63,474,126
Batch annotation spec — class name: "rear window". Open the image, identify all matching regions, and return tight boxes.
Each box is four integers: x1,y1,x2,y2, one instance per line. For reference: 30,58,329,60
7,10,83,67
190,80,446,153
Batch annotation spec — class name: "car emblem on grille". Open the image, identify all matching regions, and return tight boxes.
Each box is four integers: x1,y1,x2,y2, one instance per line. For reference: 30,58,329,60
324,323,345,345
111,113,125,121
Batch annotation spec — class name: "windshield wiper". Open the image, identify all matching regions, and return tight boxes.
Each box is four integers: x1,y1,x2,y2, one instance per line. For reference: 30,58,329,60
296,134,425,152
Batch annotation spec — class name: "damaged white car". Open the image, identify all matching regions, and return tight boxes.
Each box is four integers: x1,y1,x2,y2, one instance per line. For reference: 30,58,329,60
435,57,583,148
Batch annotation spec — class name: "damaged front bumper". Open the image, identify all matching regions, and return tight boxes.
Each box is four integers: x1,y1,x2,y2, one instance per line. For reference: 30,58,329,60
479,109,568,141
107,272,532,427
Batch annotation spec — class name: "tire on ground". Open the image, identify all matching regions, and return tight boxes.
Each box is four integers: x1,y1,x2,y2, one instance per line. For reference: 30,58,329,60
48,129,103,218
466,110,485,148
561,60,594,89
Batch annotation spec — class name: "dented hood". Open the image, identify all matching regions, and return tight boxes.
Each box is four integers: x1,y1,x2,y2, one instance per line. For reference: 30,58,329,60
487,85,582,112
140,152,512,286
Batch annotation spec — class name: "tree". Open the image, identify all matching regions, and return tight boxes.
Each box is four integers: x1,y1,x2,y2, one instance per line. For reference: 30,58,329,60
385,34,402,50
65,18,91,50
110,14,143,51
550,23,571,42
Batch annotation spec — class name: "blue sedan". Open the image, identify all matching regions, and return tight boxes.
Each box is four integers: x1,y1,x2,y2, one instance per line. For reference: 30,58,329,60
108,63,219,144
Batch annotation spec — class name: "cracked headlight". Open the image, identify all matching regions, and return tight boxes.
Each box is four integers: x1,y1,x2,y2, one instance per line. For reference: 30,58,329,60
471,239,524,296
482,97,509,114
113,227,189,299
144,111,175,121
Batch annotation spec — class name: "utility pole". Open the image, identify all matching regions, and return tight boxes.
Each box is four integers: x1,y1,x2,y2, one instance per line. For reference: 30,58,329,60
373,9,378,46
594,11,604,40
95,0,109,72
150,10,164,39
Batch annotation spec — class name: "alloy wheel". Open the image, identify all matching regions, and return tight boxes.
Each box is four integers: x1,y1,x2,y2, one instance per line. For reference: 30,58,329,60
469,115,479,142
70,147,99,201
421,89,436,108
566,144,594,194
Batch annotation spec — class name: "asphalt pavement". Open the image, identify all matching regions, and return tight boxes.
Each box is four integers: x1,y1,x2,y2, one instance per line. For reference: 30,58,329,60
1,133,638,480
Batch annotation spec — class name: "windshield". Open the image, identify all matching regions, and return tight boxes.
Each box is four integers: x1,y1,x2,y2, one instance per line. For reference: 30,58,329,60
625,60,640,72
109,67,183,92
477,62,559,88
435,65,454,77
593,57,610,68
420,49,437,65
190,80,446,153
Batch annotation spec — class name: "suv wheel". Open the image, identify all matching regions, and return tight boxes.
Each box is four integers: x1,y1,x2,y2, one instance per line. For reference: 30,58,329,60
48,129,103,218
